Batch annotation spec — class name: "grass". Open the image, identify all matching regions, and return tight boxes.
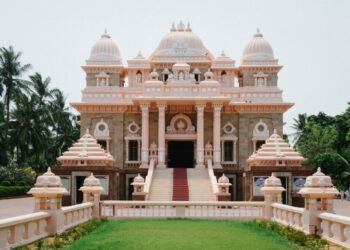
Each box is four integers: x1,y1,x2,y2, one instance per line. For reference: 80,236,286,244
67,219,298,250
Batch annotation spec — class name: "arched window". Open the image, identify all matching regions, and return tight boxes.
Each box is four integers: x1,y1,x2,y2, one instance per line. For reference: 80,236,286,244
136,71,142,84
221,71,227,83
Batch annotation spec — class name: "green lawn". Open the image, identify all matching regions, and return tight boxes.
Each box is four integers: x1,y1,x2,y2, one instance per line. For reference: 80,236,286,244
67,219,297,250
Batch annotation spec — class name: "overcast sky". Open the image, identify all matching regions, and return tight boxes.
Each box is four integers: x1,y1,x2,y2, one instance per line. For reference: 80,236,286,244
1,0,349,135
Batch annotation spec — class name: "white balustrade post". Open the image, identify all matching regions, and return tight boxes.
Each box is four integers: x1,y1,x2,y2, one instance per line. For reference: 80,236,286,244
79,173,103,218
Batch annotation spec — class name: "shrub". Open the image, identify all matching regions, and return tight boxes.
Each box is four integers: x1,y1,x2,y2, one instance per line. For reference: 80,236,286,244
0,186,32,197
1,180,11,186
253,220,328,249
18,180,27,186
0,160,36,186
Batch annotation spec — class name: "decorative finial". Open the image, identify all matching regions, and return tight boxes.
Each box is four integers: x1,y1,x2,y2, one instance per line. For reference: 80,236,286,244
257,28,260,33
137,51,142,57
177,20,185,31
273,128,277,134
271,172,275,177
171,22,176,31
186,22,192,32
86,128,89,134
90,172,93,176
47,167,52,173
317,167,322,173
221,50,225,56
104,28,107,34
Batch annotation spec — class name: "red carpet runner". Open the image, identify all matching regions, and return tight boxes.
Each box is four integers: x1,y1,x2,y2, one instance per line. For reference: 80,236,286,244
172,168,189,201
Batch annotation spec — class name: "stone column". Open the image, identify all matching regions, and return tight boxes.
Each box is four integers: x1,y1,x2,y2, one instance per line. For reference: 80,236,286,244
233,140,237,164
140,104,150,168
213,103,223,168
157,104,167,168
196,104,205,168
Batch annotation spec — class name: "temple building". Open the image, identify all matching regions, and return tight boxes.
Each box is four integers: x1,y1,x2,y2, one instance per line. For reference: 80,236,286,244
52,21,311,206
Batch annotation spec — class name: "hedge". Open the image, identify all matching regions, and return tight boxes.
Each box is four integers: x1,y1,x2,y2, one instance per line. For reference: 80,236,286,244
0,186,33,198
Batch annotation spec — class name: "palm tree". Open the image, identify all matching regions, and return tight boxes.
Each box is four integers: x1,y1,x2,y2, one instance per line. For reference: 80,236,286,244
29,72,59,106
10,93,49,169
0,46,31,164
291,113,308,145
49,90,78,160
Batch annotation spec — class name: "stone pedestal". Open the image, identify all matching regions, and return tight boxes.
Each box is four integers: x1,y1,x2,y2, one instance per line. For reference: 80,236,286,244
261,173,285,220
27,167,68,234
131,174,146,201
298,168,339,234
80,173,104,218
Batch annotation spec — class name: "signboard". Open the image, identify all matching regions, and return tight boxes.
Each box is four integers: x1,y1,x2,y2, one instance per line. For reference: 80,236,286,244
60,175,71,195
292,176,306,193
253,176,269,196
95,175,109,195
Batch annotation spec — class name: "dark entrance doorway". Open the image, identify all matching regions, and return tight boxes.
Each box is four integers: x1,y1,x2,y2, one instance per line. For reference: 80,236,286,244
168,141,194,168
279,177,288,204
75,176,85,204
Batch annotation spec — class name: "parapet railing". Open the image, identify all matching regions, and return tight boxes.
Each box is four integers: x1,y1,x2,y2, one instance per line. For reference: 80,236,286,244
144,159,155,200
271,203,304,231
99,201,265,220
0,211,51,250
207,159,219,196
61,202,94,232
318,212,350,248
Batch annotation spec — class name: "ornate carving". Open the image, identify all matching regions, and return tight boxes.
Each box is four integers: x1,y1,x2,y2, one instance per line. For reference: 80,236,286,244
94,119,110,139
167,113,195,134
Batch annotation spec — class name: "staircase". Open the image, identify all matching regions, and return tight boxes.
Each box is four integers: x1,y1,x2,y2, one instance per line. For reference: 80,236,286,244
187,169,216,201
172,168,189,201
148,169,173,201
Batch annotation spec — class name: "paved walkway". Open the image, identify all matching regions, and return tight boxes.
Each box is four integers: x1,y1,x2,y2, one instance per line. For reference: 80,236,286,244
0,197,34,219
333,199,350,216
0,197,349,220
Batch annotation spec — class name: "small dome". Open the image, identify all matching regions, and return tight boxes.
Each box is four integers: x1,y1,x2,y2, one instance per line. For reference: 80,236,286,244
242,31,274,61
298,168,339,196
133,173,144,183
261,173,286,192
80,173,104,192
87,30,122,65
83,173,101,187
218,174,229,183
34,167,62,187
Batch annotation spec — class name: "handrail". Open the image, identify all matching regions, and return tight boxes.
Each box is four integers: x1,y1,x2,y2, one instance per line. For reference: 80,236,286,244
0,211,50,228
144,159,155,199
271,203,304,214
100,200,264,206
207,159,219,195
61,202,94,212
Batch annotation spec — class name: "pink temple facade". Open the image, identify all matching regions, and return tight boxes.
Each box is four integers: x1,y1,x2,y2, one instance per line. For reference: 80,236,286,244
52,21,310,205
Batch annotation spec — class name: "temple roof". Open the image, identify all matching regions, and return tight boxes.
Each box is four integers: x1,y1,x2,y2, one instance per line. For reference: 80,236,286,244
57,129,115,166
247,129,305,166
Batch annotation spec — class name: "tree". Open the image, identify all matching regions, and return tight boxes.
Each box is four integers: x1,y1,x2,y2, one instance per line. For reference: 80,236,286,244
291,113,307,145
29,72,58,106
0,46,31,165
10,93,49,170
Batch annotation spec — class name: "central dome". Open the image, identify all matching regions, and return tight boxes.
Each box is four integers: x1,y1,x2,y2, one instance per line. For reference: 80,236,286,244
152,21,210,58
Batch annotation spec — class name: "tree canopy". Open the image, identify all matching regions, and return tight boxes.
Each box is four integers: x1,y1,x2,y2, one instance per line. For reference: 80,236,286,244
293,106,350,189
0,46,79,178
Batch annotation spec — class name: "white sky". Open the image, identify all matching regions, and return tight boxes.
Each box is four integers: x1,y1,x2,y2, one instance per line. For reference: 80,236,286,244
1,0,349,135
